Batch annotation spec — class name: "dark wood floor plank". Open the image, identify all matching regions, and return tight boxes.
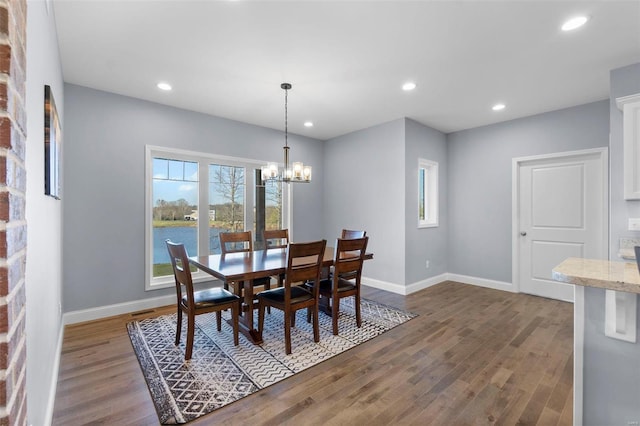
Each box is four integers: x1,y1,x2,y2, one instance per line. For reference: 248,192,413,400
52,282,573,426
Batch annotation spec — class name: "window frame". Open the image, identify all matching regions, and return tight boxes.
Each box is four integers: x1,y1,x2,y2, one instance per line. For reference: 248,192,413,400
145,145,291,290
418,158,439,228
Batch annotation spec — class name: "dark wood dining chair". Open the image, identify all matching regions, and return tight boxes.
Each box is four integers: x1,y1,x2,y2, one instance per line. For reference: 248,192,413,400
322,229,366,280
263,229,289,287
219,230,271,309
220,230,254,254
341,229,366,239
166,240,240,360
263,229,289,249
318,236,368,335
257,239,327,355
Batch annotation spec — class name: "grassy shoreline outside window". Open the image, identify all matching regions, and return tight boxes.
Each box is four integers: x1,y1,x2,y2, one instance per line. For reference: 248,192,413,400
145,146,289,290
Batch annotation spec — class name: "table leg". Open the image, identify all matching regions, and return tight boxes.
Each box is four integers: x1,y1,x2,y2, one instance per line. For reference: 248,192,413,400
319,295,332,316
225,280,263,344
243,280,262,343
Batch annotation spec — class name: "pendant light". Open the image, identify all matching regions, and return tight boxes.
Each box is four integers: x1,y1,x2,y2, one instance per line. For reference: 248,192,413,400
261,83,312,183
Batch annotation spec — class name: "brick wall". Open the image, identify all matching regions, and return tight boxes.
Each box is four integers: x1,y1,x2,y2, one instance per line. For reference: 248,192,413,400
0,0,27,425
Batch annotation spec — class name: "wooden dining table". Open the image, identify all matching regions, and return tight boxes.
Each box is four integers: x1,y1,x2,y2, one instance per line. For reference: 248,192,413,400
189,247,373,344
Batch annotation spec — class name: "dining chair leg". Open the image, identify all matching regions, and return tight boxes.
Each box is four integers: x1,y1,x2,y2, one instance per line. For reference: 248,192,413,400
216,311,222,332
312,305,320,343
284,309,292,355
265,281,271,314
355,293,362,328
332,295,340,335
257,299,265,337
185,314,195,360
232,301,239,346
291,310,297,328
175,308,182,345
232,281,244,317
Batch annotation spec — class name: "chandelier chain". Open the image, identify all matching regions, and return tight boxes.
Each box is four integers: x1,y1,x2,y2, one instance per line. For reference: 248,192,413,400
284,86,288,148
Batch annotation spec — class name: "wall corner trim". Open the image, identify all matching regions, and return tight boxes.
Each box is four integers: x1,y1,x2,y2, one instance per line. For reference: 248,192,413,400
362,277,410,295
45,324,64,426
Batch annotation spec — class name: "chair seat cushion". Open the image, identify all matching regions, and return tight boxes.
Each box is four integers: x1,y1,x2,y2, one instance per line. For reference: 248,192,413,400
316,278,356,295
183,287,239,308
258,285,313,304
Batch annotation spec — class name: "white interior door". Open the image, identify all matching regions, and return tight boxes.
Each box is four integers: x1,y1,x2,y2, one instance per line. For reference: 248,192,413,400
516,149,607,302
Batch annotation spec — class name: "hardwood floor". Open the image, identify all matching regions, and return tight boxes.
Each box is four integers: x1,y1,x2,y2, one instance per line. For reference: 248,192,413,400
52,281,573,425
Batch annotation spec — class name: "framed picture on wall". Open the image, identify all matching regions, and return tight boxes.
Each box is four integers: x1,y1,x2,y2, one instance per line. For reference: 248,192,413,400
44,85,61,199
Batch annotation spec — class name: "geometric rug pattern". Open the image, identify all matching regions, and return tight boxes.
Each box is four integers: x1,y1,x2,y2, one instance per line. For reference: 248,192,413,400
127,297,416,424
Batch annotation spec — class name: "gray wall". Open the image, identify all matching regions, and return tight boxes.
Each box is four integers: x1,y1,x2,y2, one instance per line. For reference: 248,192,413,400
323,119,406,285
63,84,324,312
447,101,609,283
582,62,640,426
405,119,448,283
25,2,65,424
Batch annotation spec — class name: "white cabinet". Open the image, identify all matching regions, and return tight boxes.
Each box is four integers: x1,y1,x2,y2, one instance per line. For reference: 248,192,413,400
617,93,640,200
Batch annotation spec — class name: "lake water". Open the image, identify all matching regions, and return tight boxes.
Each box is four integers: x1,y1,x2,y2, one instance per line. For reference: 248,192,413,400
154,226,225,263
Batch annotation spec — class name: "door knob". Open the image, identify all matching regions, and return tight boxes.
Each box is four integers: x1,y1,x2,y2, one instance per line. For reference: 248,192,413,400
520,232,527,236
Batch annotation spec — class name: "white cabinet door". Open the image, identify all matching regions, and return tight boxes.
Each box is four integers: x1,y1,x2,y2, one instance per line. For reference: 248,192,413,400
617,93,640,200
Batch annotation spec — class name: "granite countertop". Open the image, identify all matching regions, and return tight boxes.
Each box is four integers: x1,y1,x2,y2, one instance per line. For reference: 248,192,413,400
552,257,640,294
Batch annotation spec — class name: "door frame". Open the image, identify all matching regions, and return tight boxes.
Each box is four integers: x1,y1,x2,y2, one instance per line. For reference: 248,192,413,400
511,147,609,294
512,147,608,426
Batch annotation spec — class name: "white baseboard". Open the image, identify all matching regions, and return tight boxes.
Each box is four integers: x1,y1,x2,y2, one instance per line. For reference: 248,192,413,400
446,273,515,293
63,273,513,325
405,273,449,295
362,276,408,295
363,273,449,295
43,322,64,426
63,294,175,325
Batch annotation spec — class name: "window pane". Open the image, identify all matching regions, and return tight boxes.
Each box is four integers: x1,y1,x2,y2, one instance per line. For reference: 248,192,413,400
419,168,426,221
153,158,169,179
209,164,245,254
254,175,283,250
265,180,283,231
418,158,438,228
152,158,198,277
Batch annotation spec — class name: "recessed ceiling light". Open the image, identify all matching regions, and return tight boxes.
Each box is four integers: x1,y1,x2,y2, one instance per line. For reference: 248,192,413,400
492,103,506,111
561,16,589,31
157,82,172,91
402,82,417,91
304,121,314,128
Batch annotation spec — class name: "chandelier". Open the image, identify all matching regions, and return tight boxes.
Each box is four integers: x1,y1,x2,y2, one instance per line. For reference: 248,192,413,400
261,83,312,183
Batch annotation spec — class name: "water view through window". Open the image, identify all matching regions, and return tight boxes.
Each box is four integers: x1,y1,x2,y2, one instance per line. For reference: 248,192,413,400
151,157,284,278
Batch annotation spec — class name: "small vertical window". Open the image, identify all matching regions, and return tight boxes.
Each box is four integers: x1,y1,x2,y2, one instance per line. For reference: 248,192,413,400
418,158,438,228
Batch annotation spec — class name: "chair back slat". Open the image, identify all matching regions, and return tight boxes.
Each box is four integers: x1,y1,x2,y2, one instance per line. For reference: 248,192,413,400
285,240,326,291
341,229,366,239
264,229,289,249
166,240,196,307
220,231,253,254
333,237,368,279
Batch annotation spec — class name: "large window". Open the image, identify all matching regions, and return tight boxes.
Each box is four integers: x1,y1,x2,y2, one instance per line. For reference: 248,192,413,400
418,158,438,228
146,146,289,290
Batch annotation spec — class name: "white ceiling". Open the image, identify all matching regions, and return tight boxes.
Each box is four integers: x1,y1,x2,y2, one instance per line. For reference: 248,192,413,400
53,0,640,140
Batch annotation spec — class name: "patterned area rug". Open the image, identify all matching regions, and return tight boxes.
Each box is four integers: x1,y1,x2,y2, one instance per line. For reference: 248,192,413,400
127,297,416,424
